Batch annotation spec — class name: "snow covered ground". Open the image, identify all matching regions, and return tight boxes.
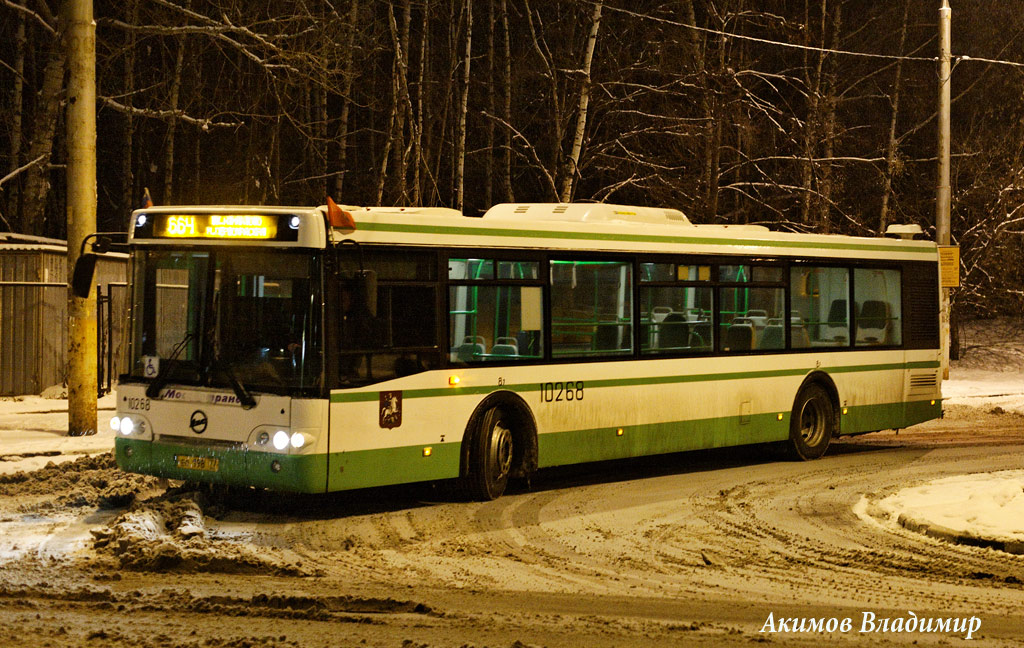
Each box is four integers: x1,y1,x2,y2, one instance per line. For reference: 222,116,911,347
944,368,1024,414
0,393,117,475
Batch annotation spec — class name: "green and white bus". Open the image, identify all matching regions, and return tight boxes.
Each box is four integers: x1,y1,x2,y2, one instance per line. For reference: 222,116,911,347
106,202,942,499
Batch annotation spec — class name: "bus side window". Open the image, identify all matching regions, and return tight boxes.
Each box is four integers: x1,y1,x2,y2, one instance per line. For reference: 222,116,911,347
790,266,850,347
550,260,632,358
853,268,901,346
448,259,544,364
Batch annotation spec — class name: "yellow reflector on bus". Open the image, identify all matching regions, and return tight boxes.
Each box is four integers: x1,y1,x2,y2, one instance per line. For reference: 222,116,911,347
423,447,432,457
616,428,624,437
842,407,849,415
777,413,784,421
448,376,460,386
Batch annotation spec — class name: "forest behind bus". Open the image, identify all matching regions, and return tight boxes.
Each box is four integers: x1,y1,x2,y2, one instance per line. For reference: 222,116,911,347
2,0,1023,321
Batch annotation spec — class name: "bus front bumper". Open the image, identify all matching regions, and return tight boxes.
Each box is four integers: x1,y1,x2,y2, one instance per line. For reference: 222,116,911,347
115,437,328,493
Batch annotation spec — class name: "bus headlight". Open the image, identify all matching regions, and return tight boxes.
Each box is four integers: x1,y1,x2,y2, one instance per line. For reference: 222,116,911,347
119,417,135,435
272,430,290,450
114,414,153,440
290,432,306,449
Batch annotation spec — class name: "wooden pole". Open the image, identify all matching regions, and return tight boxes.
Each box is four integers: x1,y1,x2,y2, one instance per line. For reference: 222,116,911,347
937,0,951,379
66,0,98,435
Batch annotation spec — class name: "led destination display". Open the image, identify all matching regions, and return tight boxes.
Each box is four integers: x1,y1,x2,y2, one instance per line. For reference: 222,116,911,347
158,214,279,239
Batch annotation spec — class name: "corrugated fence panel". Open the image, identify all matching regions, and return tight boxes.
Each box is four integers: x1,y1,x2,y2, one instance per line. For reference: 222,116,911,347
40,285,68,391
0,249,127,396
109,283,130,376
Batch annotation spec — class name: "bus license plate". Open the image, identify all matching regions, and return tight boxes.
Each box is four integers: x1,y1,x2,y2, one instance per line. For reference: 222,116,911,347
175,455,219,472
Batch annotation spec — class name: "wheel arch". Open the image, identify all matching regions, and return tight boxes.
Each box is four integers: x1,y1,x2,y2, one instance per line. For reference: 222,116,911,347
459,390,538,479
796,370,841,437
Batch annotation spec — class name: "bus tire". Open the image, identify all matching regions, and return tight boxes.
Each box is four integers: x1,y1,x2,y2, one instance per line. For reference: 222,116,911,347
788,383,834,460
464,405,514,501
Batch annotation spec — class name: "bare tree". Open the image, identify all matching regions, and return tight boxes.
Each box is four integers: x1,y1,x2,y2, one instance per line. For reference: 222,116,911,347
559,0,602,203
454,0,472,211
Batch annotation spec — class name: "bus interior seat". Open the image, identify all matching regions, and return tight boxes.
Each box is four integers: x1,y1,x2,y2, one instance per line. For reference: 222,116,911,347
821,299,853,342
724,323,755,352
759,324,784,350
488,343,519,359
454,336,486,362
689,322,712,350
856,300,891,344
651,306,673,322
658,313,689,349
495,336,519,353
791,325,811,348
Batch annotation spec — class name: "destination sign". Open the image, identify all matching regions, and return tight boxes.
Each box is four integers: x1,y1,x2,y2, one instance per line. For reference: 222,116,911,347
156,214,279,239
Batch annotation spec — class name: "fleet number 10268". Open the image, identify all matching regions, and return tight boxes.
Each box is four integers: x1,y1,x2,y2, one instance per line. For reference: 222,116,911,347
540,381,584,402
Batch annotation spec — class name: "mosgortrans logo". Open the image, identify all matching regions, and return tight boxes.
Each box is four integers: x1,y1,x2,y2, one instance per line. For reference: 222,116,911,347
760,611,981,640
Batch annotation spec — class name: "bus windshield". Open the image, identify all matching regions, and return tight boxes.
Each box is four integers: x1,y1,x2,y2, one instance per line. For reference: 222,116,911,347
129,248,322,396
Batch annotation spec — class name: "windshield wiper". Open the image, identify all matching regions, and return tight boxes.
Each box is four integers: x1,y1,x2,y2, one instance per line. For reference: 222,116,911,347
212,359,257,409
145,332,195,399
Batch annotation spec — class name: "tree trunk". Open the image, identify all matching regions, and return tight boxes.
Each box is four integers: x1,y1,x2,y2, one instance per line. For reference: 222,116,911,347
485,0,496,207
499,0,513,202
163,37,186,203
704,24,727,222
559,0,603,203
21,33,66,234
387,0,415,205
413,0,428,205
879,0,910,234
818,2,841,233
376,76,399,206
799,0,823,226
8,14,26,226
271,116,281,202
122,0,138,213
335,0,358,199
524,0,562,197
455,0,472,211
316,73,328,199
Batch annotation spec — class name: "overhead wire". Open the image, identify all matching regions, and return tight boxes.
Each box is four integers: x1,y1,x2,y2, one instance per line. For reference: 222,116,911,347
599,3,1024,70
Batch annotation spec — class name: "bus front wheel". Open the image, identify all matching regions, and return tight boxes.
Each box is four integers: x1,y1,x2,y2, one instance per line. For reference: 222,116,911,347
464,406,514,500
788,383,834,460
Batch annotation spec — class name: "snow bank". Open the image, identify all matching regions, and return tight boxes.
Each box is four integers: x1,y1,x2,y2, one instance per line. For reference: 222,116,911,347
872,471,1024,552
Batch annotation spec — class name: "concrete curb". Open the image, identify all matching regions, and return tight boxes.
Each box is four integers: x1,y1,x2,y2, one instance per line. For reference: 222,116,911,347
897,513,1024,555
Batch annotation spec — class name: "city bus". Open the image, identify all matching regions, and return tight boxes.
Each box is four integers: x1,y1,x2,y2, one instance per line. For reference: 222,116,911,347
96,202,942,499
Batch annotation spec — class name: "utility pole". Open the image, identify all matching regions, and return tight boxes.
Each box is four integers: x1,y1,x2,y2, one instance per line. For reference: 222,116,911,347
66,0,98,435
937,0,952,379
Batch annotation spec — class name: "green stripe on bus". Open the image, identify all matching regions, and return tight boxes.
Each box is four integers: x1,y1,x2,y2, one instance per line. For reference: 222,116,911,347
330,360,941,403
842,398,942,435
356,221,937,255
327,442,461,491
538,411,791,467
116,398,940,493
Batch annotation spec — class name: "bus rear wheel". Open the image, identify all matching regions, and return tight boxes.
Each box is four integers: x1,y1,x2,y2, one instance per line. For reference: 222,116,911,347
788,383,834,460
464,406,514,500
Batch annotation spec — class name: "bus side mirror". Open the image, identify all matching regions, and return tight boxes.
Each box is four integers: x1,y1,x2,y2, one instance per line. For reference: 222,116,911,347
71,253,100,298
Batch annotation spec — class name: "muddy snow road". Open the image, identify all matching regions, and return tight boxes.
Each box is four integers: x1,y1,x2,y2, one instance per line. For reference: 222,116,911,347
2,405,1024,647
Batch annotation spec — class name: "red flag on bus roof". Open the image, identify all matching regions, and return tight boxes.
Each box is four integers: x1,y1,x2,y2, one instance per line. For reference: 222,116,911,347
141,187,153,209
326,196,356,230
